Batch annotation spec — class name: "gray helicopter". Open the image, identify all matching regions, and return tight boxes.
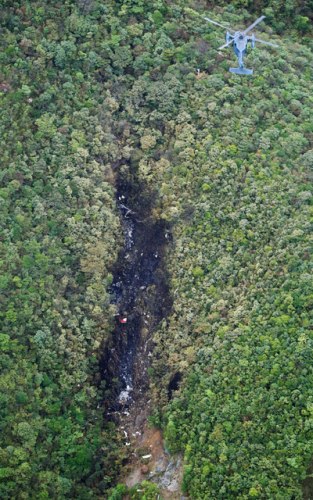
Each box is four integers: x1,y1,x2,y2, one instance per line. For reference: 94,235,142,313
204,15,278,75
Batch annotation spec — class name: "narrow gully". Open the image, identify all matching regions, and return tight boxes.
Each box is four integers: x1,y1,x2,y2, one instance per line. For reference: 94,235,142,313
101,172,172,417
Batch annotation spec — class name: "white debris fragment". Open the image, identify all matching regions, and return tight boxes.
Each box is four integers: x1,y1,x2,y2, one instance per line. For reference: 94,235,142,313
141,454,152,459
118,384,133,403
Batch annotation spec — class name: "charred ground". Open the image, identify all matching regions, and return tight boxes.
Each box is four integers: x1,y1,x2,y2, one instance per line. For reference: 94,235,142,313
100,164,172,415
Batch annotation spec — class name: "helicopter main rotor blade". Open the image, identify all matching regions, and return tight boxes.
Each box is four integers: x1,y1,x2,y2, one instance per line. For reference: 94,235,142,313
204,17,235,33
218,39,234,50
250,36,279,47
242,15,266,35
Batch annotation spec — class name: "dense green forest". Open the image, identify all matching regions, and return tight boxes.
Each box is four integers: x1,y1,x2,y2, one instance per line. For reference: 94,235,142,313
0,0,312,498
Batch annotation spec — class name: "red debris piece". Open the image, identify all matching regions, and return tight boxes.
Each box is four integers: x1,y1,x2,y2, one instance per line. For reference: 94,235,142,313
119,317,127,324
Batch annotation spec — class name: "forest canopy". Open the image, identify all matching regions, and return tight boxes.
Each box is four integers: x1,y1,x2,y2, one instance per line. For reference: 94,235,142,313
0,0,312,498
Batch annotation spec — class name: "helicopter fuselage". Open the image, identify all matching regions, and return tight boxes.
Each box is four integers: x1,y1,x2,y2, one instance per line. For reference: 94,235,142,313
234,33,247,67
227,32,251,68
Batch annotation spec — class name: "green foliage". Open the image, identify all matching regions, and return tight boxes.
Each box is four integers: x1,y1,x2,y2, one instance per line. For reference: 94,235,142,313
147,10,313,496
0,0,312,498
0,1,123,497
211,0,313,34
108,481,160,499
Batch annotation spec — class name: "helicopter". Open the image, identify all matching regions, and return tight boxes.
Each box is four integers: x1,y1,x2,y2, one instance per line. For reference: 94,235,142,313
204,15,279,75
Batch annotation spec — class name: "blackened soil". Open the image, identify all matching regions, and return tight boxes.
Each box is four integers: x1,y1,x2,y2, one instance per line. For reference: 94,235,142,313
100,170,172,414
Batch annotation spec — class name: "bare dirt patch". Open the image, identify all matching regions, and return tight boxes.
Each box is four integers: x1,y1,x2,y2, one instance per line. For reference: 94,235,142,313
118,397,183,499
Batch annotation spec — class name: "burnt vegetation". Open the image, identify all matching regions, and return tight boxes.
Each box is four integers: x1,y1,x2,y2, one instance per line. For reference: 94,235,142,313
0,0,312,499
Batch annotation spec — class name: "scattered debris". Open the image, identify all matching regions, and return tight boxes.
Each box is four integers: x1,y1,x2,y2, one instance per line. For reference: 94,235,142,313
119,203,135,217
103,178,174,494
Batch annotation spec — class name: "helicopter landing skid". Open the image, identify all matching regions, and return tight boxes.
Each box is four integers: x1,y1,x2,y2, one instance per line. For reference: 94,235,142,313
229,67,253,75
